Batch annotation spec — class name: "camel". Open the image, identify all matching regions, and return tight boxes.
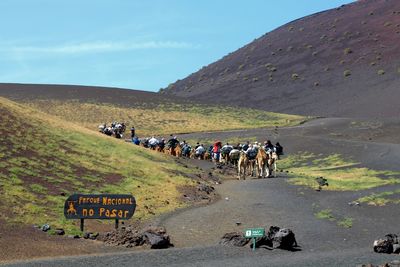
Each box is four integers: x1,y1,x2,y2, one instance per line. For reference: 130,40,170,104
237,151,250,180
175,145,182,158
256,148,270,178
229,149,240,166
204,151,211,161
268,151,279,177
156,146,164,153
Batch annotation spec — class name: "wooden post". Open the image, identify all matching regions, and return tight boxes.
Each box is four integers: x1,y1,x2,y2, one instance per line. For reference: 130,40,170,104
115,219,119,229
80,219,84,232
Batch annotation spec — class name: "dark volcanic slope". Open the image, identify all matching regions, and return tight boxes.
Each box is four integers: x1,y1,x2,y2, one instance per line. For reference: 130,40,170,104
0,83,189,108
164,0,400,118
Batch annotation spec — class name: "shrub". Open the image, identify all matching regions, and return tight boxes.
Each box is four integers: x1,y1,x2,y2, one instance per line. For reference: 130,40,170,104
243,76,249,81
343,48,353,54
288,26,294,31
287,46,293,51
264,63,273,68
361,21,367,25
344,70,351,77
376,55,382,60
377,69,385,75
291,73,299,80
370,62,377,66
384,22,392,27
324,67,330,71
253,77,259,82
238,64,245,70
299,27,304,32
320,34,327,40
269,77,274,82
269,67,277,72
369,11,374,16
312,52,318,56
314,82,320,87
340,60,346,65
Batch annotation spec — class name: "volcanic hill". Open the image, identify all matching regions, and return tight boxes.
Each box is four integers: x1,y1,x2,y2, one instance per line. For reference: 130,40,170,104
163,0,400,119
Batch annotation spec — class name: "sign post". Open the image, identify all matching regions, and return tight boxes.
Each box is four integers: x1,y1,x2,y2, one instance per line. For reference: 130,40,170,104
64,194,136,232
244,228,265,251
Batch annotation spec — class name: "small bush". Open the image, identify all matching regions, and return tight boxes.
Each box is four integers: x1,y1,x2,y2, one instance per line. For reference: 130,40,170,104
314,82,320,87
299,27,304,32
384,22,392,27
291,73,299,80
361,20,367,25
343,48,353,54
253,77,259,82
324,67,330,71
288,26,294,31
340,60,346,65
344,70,351,77
370,62,376,66
369,11,374,16
269,77,274,82
287,46,293,51
243,76,249,81
377,69,385,75
376,55,382,60
312,52,318,56
238,64,245,70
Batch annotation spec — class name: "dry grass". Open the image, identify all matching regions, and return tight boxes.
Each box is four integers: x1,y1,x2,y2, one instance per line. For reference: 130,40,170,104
22,100,308,137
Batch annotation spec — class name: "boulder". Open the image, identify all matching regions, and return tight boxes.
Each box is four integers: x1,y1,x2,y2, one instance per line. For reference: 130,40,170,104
374,234,399,254
142,226,172,249
272,228,297,249
374,239,393,254
250,226,297,250
219,232,249,247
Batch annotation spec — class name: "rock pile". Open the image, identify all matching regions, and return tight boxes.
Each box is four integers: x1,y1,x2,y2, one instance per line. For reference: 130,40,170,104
99,226,173,249
220,226,298,250
374,234,400,254
219,232,249,247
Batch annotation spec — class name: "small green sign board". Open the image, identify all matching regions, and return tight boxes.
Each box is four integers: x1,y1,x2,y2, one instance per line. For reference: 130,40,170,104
245,228,265,238
245,228,265,251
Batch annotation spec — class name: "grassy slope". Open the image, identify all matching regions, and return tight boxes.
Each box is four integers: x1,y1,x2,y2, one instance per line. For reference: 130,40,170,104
0,97,196,233
22,99,307,136
279,152,400,191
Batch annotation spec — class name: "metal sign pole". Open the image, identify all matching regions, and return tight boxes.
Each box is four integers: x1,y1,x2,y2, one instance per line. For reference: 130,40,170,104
80,219,84,232
115,219,119,229
253,238,256,251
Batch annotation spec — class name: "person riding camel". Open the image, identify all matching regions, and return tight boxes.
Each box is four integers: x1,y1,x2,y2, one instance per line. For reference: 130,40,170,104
221,143,233,156
242,141,250,152
264,140,274,152
212,141,222,162
158,138,166,150
148,136,158,149
167,136,179,149
195,144,206,158
245,144,257,160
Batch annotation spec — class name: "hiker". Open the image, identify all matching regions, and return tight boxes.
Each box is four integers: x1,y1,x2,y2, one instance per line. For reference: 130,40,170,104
182,143,191,157
130,126,135,140
274,142,284,155
245,144,257,160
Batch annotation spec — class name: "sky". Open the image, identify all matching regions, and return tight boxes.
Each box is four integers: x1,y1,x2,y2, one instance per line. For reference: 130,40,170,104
0,0,353,92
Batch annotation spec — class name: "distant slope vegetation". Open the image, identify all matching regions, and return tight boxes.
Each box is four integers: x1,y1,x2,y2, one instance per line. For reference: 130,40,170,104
163,0,400,118
0,97,196,232
0,84,306,136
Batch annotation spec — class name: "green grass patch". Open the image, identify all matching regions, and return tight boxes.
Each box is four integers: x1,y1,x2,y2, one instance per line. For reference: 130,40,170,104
280,152,400,191
0,97,199,234
315,209,335,221
357,189,400,206
337,217,353,228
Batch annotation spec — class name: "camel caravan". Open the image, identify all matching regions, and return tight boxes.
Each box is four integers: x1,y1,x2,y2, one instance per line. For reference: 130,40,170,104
98,123,283,180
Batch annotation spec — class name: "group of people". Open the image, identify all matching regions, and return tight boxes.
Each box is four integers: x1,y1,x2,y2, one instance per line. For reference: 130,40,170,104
130,132,284,165
98,122,127,138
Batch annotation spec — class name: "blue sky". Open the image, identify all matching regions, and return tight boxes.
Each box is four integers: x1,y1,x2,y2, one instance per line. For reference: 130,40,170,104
0,0,353,92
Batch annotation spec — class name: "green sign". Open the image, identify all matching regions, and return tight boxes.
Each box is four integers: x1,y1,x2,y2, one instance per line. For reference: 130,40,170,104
245,228,265,238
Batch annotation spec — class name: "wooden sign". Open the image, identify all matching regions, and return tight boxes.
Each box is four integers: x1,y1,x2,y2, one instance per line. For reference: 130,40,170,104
64,194,136,220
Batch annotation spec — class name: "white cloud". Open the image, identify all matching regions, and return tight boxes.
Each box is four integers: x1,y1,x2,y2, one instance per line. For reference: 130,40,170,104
1,41,200,55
